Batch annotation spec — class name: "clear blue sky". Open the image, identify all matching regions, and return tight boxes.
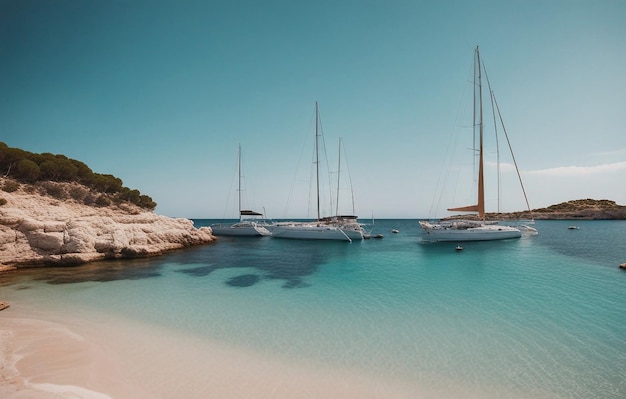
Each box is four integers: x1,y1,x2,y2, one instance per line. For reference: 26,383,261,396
2,0,625,218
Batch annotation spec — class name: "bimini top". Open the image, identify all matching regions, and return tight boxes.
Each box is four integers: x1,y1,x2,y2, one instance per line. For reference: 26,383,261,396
240,210,263,216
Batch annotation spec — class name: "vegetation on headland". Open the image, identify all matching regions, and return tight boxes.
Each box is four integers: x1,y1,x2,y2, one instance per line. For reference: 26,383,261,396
503,199,626,220
0,142,156,210
446,199,626,220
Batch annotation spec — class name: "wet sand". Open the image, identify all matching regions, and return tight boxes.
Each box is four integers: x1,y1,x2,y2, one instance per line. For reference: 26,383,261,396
1,303,421,399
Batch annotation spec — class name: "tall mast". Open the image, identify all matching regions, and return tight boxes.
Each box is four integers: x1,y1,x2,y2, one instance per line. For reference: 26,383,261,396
447,46,486,218
238,143,242,218
336,137,341,217
315,101,320,220
476,46,485,219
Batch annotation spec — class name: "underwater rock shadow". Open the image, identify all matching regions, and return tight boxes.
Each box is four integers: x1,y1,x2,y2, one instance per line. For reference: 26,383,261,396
174,243,329,288
176,265,218,277
226,274,260,287
19,259,164,285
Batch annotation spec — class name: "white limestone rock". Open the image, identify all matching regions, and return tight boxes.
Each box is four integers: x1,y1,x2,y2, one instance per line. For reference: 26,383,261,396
0,179,215,268
62,220,96,253
26,230,64,252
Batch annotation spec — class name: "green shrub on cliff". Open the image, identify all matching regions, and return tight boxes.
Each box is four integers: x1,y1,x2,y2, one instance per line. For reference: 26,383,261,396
2,180,20,193
40,181,67,199
95,194,111,207
16,159,40,181
0,142,156,210
69,185,89,202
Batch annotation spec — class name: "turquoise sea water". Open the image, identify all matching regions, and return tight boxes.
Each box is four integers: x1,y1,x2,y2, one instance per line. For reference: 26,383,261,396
2,219,626,398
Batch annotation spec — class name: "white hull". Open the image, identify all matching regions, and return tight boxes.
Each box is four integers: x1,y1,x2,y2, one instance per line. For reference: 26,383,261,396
211,223,271,237
420,221,521,242
269,223,352,241
341,227,365,240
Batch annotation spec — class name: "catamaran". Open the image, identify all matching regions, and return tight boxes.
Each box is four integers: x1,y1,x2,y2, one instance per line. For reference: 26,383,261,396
211,144,271,236
420,46,537,242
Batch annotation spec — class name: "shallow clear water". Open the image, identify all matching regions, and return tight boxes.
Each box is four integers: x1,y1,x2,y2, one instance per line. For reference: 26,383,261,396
3,220,626,398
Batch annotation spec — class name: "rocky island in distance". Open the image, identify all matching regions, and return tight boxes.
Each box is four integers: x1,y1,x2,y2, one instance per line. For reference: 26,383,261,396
445,199,626,221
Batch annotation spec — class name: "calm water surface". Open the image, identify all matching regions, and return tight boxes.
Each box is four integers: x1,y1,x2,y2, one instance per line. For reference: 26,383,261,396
2,219,626,398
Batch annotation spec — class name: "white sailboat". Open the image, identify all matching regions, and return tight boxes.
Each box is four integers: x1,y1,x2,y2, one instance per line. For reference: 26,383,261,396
420,46,536,242
211,145,271,237
270,103,358,242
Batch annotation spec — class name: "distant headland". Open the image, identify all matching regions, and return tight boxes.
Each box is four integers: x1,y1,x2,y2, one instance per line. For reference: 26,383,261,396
446,199,626,221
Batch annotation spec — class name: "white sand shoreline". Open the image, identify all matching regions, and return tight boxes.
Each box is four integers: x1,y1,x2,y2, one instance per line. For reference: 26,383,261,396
1,302,422,399
1,311,147,399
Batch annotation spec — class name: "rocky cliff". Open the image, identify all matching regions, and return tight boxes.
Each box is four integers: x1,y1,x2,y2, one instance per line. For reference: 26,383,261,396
0,179,215,269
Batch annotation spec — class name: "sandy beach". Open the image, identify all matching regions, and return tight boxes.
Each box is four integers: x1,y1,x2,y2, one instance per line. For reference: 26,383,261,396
1,302,424,399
